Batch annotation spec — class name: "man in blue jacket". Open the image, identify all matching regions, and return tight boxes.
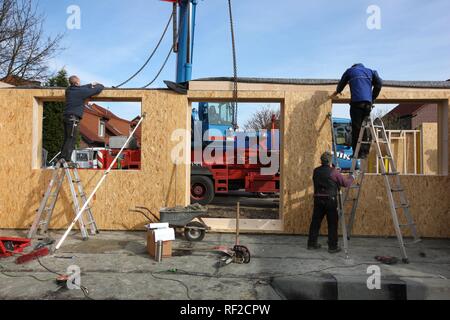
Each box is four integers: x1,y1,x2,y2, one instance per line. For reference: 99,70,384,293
332,64,383,159
60,75,104,162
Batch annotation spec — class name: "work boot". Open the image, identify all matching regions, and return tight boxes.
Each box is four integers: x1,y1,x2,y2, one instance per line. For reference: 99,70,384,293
328,247,342,254
307,243,322,250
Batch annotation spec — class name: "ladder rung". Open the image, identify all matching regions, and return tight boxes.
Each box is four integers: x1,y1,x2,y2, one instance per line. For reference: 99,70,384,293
399,223,416,227
378,156,392,160
391,187,404,192
72,180,81,183
359,141,372,144
395,203,410,209
382,172,399,176
404,239,422,245
345,198,358,202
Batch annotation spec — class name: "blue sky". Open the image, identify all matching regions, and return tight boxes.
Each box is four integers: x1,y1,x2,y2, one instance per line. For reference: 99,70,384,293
39,0,450,121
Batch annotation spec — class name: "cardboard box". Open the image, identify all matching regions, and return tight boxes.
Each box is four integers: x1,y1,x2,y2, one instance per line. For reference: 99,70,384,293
146,229,173,258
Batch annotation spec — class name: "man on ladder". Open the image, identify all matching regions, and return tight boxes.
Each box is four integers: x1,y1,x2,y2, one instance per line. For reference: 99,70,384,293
28,75,104,241
331,63,383,159
60,75,104,163
330,65,420,263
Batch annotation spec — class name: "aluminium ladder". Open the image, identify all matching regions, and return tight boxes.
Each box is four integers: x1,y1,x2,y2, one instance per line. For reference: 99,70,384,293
28,159,99,240
343,116,421,263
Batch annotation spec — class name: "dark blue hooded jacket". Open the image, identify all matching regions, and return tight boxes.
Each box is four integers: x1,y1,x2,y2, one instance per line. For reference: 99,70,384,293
336,64,383,103
64,84,104,119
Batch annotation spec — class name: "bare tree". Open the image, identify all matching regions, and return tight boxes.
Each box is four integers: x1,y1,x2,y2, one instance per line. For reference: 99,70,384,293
244,105,280,130
0,0,63,81
373,108,407,130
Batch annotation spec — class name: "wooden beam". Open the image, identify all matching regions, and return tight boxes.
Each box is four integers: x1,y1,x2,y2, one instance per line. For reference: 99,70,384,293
31,98,43,169
202,218,284,233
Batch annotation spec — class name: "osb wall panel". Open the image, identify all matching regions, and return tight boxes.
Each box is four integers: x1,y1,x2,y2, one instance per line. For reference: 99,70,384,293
282,92,449,237
282,90,333,234
189,86,449,237
421,123,439,174
1,85,449,238
0,88,189,231
349,176,450,238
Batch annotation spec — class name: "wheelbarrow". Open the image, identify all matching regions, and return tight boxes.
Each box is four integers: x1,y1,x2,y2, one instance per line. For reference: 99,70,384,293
131,206,210,242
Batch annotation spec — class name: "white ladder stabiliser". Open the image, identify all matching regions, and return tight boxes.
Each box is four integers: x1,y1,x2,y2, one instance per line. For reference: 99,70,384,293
343,116,420,264
54,113,147,251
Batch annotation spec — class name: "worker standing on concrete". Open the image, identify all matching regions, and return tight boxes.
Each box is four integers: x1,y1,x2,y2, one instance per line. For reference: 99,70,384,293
332,63,383,159
307,152,355,253
60,76,104,162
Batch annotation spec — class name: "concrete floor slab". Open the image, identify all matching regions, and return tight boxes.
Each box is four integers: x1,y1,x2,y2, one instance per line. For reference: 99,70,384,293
0,229,449,300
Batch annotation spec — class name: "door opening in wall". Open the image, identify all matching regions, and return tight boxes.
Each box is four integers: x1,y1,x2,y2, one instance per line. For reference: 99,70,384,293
190,101,282,221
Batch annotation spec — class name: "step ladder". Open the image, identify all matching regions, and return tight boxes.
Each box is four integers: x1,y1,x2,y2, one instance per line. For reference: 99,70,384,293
28,159,99,240
343,116,421,263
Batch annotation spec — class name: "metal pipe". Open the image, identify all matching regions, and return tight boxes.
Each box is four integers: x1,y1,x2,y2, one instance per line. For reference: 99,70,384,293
176,0,190,83
236,202,240,245
55,113,147,250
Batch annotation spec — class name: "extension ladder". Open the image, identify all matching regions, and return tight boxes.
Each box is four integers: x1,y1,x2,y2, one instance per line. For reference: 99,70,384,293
28,159,99,240
343,117,421,263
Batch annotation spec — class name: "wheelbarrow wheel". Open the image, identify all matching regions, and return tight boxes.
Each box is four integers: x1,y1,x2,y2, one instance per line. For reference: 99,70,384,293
184,221,206,242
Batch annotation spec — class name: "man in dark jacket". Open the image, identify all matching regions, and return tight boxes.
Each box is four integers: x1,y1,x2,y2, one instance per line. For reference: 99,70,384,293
332,63,383,159
307,152,355,253
60,75,104,162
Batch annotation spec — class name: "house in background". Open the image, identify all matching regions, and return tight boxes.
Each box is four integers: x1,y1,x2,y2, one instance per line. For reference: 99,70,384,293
1,75,41,87
382,103,438,130
79,103,137,148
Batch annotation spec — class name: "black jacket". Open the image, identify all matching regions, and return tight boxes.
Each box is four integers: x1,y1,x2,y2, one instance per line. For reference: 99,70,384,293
64,84,104,119
313,165,338,197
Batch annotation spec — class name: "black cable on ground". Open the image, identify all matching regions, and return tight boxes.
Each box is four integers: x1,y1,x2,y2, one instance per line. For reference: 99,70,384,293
0,263,54,282
151,271,192,300
114,12,173,88
155,262,384,281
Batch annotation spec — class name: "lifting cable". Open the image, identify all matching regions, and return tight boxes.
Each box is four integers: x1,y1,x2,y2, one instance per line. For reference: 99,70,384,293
142,45,174,88
227,0,239,130
113,12,173,88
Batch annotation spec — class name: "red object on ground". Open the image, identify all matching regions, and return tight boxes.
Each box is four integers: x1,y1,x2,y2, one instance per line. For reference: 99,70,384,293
0,237,31,258
15,247,50,265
